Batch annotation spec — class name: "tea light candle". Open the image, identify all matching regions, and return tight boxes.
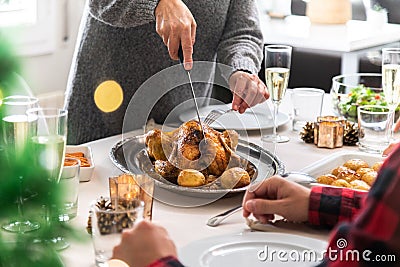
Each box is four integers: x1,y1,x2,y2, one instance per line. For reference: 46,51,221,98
314,116,345,148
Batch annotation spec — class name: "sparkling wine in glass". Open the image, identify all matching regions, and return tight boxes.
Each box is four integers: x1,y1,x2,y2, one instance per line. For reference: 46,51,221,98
27,108,68,250
1,95,40,233
262,45,292,143
382,48,400,139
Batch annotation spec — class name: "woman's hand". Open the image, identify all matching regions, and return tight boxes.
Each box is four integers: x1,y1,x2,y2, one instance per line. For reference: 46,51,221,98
242,176,310,223
229,71,269,114
112,220,177,267
155,0,196,70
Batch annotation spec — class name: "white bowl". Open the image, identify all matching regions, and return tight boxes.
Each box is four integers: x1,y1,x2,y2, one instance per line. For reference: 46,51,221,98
65,145,94,182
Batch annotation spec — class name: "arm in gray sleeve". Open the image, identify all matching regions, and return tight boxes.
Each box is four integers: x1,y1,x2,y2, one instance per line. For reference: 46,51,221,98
217,0,263,77
88,0,159,27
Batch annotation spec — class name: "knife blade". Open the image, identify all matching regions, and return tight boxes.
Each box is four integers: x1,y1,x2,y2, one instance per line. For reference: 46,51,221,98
178,45,205,139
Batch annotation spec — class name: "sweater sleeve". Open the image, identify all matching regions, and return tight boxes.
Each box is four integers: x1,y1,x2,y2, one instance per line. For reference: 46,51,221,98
88,0,159,28
308,186,367,228
216,0,263,78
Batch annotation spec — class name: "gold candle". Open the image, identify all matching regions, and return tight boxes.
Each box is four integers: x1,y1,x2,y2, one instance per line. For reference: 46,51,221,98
314,116,345,148
109,174,154,220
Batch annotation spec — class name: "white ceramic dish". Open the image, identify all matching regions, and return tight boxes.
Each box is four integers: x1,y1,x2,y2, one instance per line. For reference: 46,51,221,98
299,151,385,189
65,145,94,182
179,104,290,130
179,232,327,267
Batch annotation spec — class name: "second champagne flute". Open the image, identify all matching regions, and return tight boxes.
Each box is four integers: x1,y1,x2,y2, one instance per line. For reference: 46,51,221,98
27,108,68,250
262,45,292,143
382,47,400,139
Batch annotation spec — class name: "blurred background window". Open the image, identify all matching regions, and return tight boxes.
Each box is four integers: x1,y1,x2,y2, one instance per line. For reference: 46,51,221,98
0,0,37,27
0,0,56,56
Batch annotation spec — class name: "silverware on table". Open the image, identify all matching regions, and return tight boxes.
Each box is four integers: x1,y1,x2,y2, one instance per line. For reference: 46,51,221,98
206,205,243,227
281,171,317,187
205,173,315,227
177,46,205,139
203,108,235,125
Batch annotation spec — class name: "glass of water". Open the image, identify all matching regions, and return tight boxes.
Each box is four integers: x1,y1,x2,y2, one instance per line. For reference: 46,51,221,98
358,105,391,153
57,157,80,222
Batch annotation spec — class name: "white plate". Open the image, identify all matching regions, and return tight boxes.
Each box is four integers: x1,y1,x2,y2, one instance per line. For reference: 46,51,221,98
179,232,327,267
179,104,290,130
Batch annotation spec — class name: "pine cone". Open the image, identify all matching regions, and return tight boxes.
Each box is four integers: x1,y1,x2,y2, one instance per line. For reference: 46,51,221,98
343,121,359,146
86,197,141,235
86,197,112,235
300,122,315,143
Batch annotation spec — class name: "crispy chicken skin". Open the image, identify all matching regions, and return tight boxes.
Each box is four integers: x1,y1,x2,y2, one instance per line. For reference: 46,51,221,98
174,120,231,176
146,120,239,179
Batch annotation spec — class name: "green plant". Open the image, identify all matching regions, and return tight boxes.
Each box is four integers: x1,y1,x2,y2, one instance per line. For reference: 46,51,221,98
0,33,78,267
372,3,386,12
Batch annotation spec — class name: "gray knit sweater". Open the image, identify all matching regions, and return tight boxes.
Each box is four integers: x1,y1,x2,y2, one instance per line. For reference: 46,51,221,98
65,0,263,144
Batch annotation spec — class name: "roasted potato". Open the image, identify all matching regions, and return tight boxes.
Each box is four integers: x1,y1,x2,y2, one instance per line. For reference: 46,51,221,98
316,174,337,185
220,167,250,189
177,169,206,187
356,167,374,177
331,179,351,188
372,161,383,172
350,180,371,191
336,169,360,183
361,170,378,186
343,159,369,171
331,166,350,176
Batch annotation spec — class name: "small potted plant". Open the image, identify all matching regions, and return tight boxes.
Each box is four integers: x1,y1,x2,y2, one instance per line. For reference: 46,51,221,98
366,3,388,28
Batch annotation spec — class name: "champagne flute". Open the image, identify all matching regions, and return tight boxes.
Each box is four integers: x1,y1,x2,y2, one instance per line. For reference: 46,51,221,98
262,45,292,143
1,95,40,233
382,48,400,139
27,108,68,250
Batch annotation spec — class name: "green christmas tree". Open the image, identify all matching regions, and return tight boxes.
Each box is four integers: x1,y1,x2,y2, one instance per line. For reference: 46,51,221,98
0,33,77,267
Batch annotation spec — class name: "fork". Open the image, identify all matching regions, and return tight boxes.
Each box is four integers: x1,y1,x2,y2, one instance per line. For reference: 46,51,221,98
203,108,234,125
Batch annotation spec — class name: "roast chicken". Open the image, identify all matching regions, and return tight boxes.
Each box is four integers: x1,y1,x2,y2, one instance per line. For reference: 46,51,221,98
145,120,248,185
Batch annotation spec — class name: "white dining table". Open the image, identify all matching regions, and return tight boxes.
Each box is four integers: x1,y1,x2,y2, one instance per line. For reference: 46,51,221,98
258,13,400,75
61,92,362,266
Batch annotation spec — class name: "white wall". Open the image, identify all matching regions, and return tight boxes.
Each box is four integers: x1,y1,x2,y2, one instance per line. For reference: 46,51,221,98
19,0,85,98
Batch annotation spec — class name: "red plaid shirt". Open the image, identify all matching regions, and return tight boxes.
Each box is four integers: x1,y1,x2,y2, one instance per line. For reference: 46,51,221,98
148,145,400,267
147,256,184,267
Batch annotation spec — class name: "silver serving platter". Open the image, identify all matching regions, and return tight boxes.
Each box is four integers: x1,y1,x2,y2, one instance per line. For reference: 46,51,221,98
109,135,285,198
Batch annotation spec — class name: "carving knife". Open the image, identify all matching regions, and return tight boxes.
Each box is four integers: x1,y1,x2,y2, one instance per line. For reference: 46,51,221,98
178,46,205,139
